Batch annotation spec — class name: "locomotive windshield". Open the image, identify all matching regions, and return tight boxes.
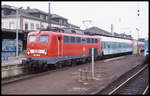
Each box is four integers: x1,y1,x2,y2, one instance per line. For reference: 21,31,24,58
39,35,49,43
29,35,36,42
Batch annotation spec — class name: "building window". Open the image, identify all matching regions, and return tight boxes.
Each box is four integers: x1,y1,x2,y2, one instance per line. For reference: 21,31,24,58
41,25,44,29
40,14,45,20
46,16,48,21
2,22,4,28
1,10,4,16
9,22,14,29
30,23,34,30
25,22,28,30
59,19,63,24
36,24,39,30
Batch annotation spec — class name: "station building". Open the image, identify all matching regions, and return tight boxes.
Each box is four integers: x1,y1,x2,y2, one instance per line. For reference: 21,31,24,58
1,4,80,59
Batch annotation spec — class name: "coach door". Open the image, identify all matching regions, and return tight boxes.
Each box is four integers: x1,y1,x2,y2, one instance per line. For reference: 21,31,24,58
81,37,86,55
58,35,63,57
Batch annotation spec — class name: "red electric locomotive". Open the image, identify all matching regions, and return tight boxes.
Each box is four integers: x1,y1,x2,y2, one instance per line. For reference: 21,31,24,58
23,28,102,72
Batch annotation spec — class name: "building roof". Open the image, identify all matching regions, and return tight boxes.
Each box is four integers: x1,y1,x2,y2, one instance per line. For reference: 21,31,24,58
2,13,59,24
84,26,112,36
84,26,133,40
138,38,145,42
51,14,67,20
2,4,17,10
68,23,80,28
25,7,67,20
26,8,48,15
2,4,81,29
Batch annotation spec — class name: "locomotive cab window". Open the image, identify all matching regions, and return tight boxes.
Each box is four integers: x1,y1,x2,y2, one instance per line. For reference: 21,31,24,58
29,35,36,43
39,35,49,43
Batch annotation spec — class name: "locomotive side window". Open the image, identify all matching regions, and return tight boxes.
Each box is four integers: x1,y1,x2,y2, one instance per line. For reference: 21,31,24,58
76,37,81,43
39,35,49,43
87,38,90,43
81,37,87,43
29,35,36,42
95,39,98,43
64,36,69,43
92,38,94,43
71,36,75,43
94,38,98,43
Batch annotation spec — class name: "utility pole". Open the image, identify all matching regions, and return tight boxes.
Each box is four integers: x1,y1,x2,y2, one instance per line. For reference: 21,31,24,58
111,24,114,36
16,9,19,59
48,2,51,29
137,2,140,40
91,48,94,79
136,28,139,40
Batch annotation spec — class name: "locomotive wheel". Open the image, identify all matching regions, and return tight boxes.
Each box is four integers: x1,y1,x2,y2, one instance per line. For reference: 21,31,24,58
42,64,48,71
55,63,62,69
71,60,76,67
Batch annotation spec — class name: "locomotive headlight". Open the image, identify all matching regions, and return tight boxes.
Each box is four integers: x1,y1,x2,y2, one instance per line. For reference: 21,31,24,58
44,49,47,55
27,48,30,55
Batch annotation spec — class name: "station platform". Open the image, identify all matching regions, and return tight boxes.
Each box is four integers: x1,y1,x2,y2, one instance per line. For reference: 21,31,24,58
2,54,146,94
1,55,26,67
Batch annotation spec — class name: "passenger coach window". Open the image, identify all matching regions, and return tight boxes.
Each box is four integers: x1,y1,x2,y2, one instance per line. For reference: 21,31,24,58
29,35,36,42
39,35,49,43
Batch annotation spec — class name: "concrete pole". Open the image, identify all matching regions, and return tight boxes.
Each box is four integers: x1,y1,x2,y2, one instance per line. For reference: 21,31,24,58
92,48,94,79
48,2,51,29
111,24,114,36
16,9,19,59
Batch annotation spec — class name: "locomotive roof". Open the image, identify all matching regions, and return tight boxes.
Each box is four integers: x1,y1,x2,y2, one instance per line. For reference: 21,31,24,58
28,31,98,38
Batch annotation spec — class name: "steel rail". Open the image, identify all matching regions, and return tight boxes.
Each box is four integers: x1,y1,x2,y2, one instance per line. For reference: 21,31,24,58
108,64,148,95
142,85,149,95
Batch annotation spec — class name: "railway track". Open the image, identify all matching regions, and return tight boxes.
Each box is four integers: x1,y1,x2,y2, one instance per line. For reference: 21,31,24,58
97,63,149,95
1,54,131,86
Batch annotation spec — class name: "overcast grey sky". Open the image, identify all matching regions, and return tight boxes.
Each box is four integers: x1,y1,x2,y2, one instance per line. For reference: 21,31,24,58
2,1,149,39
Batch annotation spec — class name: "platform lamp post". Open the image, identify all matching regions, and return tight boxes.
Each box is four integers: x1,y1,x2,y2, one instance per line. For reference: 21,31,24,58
16,8,19,59
136,28,139,40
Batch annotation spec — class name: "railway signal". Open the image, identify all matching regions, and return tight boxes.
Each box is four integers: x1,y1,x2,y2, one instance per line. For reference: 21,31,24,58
137,9,140,16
